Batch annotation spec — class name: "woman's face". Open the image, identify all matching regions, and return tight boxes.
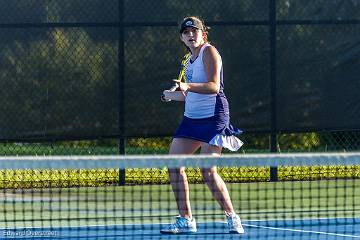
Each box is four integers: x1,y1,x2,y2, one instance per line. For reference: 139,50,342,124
180,27,205,49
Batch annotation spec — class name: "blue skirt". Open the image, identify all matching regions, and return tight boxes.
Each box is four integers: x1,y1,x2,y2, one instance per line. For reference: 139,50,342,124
173,115,243,151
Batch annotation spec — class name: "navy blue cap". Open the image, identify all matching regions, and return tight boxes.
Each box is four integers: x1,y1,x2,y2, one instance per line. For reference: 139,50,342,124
179,17,204,33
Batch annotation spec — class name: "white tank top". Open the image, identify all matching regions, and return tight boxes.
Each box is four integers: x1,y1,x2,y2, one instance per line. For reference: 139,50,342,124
184,43,221,119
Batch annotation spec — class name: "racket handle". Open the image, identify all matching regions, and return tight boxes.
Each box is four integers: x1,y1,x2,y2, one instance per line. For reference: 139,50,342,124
161,93,171,102
169,85,178,91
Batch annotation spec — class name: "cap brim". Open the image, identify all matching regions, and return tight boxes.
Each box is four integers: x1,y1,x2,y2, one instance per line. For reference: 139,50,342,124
180,25,200,33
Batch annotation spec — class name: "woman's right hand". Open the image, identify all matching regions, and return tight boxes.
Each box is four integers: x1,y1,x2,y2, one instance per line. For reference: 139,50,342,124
161,89,186,102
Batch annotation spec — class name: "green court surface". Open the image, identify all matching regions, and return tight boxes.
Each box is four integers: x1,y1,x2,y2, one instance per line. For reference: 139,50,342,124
1,179,359,229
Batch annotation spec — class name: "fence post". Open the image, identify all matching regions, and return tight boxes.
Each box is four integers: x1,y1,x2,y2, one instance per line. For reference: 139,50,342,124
118,0,126,186
269,0,278,182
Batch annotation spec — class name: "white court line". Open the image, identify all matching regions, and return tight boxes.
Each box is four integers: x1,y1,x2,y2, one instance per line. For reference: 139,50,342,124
245,216,360,222
2,217,359,230
245,223,360,238
0,221,228,230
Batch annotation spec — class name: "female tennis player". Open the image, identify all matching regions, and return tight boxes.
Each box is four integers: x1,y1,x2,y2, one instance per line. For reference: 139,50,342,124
160,16,244,235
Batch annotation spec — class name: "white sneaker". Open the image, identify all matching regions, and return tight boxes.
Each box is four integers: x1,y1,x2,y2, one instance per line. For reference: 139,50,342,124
226,213,245,234
160,216,197,234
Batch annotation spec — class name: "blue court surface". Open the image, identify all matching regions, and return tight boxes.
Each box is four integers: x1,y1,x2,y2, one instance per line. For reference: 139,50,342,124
2,218,359,240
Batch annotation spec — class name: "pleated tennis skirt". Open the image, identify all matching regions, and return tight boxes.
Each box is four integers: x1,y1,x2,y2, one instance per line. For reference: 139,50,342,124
173,115,243,151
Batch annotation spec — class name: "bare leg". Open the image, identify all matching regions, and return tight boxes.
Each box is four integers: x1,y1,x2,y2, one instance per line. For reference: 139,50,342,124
168,138,201,219
200,144,235,214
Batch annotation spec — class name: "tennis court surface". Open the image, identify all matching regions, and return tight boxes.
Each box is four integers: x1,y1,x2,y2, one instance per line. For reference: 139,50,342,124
1,153,359,239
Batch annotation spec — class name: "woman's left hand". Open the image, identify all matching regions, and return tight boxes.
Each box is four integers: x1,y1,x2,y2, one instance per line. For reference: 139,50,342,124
173,80,190,92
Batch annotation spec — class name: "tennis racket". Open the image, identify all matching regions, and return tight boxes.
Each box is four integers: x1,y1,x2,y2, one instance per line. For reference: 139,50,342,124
161,53,190,102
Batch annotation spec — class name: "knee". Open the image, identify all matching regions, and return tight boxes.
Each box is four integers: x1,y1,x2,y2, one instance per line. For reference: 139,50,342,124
201,168,217,184
168,168,187,180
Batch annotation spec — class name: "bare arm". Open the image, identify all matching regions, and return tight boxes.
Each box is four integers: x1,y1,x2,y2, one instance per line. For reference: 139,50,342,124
177,45,221,94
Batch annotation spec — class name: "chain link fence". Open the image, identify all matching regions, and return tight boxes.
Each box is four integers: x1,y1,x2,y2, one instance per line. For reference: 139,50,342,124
0,130,359,156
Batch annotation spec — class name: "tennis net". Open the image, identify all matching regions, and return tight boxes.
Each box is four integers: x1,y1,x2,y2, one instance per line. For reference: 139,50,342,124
0,153,360,239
